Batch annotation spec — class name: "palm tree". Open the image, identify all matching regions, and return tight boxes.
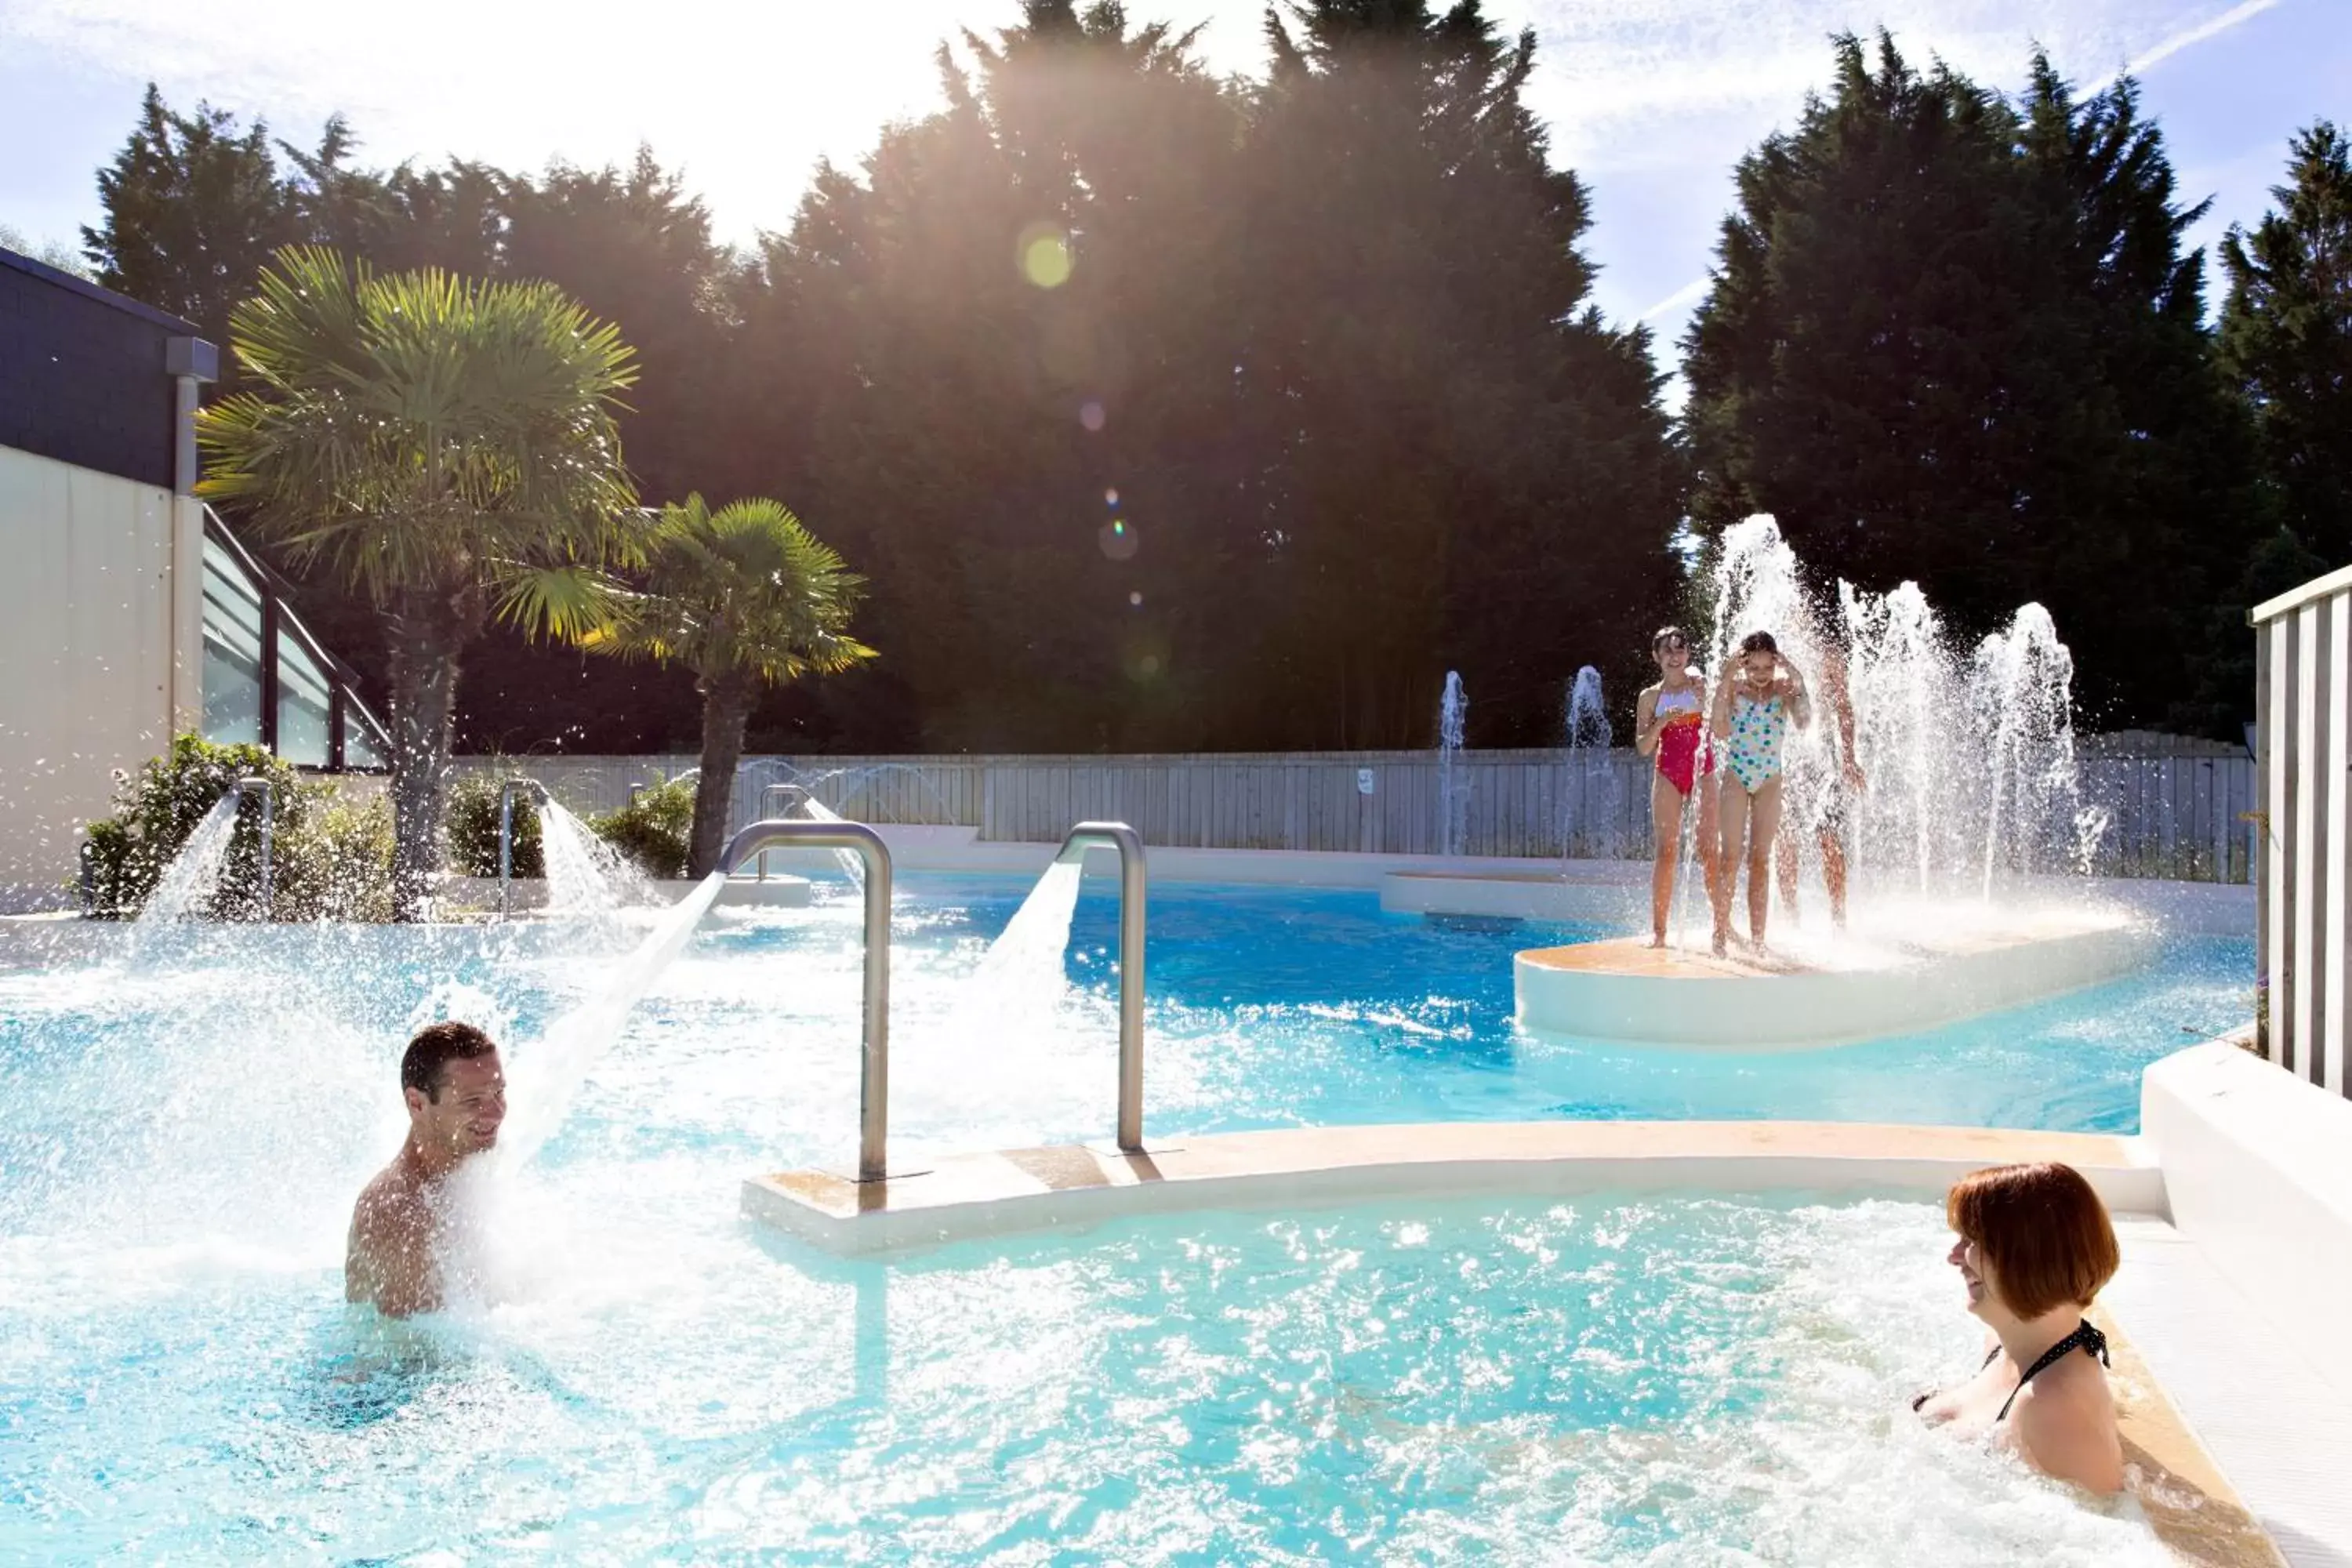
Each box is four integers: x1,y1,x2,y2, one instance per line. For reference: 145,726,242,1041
197,246,639,920
591,495,876,877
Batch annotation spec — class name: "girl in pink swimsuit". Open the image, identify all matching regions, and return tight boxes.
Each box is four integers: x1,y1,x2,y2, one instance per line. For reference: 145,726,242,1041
1635,628,1721,948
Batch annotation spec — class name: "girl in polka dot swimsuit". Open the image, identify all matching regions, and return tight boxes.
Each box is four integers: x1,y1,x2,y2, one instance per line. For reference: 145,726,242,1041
1709,630,1811,953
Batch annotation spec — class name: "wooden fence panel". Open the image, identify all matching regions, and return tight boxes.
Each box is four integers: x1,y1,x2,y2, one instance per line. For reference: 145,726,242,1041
454,746,2252,884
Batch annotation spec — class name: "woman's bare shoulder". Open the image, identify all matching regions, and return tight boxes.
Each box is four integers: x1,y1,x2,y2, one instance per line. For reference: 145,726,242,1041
2011,1358,2122,1493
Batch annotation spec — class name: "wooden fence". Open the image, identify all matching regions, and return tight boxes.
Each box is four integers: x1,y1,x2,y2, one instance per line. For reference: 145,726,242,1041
2254,565,2352,1098
455,744,2253,884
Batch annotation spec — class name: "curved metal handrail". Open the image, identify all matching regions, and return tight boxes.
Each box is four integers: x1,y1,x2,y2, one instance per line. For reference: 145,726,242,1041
720,818,895,1182
1054,821,1148,1153
499,777,549,919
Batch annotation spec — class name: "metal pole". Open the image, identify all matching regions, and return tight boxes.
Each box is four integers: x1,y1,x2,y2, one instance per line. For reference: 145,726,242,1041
1052,821,1148,1152
235,776,274,919
499,779,543,920
720,818,894,1181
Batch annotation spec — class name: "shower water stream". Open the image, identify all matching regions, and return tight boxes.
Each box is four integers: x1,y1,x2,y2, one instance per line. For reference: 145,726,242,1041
536,797,652,913
794,796,868,887
129,792,244,935
495,870,729,1168
968,859,1086,1025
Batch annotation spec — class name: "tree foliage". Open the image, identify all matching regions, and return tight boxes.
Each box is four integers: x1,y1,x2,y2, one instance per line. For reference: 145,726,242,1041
1684,34,2257,728
194,247,641,915
2220,122,2352,563
88,2,1680,752
84,16,2347,749
591,495,875,872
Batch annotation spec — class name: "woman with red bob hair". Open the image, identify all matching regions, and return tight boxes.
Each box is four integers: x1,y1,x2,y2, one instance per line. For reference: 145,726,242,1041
1913,1162,2125,1494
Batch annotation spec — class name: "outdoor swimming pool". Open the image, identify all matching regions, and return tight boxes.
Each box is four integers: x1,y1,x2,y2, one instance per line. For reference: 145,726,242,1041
0,874,2245,1562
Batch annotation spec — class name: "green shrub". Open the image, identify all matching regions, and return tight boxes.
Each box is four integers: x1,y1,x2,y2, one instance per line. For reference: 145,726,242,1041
593,778,694,880
446,769,546,878
275,793,397,921
78,735,311,919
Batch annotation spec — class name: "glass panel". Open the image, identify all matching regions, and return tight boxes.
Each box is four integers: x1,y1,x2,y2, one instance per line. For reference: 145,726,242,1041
201,539,264,746
276,631,332,767
343,703,388,770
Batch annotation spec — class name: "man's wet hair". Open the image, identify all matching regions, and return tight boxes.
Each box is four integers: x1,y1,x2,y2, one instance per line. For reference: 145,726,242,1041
401,1021,498,1101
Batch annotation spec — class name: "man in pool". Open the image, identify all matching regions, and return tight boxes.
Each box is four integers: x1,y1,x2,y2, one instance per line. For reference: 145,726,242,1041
346,1021,506,1318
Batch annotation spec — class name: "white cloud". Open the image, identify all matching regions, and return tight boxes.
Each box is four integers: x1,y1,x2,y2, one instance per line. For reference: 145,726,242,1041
1639,276,1710,323
2121,0,2279,77
1512,0,2270,173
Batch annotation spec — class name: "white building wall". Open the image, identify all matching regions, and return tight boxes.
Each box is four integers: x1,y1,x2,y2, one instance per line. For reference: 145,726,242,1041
0,444,202,908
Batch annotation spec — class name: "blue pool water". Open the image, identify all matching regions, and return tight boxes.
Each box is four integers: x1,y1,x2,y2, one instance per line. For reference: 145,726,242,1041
0,875,2242,1562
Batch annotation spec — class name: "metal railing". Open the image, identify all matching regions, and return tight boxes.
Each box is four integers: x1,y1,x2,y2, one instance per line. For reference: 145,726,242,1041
235,775,274,918
1054,821,1149,1153
720,818,895,1181
499,777,547,920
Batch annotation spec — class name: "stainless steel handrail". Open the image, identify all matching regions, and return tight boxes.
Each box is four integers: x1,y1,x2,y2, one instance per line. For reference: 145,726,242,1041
1053,821,1148,1153
720,818,895,1182
499,778,549,919
234,775,274,919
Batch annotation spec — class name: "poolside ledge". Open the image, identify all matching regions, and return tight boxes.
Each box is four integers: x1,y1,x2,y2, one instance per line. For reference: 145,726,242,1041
741,1120,2163,1255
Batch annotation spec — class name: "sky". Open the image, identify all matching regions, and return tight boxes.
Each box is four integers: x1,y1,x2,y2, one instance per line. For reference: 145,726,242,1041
1,0,2343,387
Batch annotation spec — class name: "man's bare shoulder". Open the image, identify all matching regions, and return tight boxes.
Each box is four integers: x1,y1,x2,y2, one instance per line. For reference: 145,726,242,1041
347,1158,437,1308
352,1160,427,1229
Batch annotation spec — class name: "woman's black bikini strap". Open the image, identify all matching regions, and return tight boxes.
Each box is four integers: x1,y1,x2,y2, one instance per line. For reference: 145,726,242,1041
1996,1319,2109,1421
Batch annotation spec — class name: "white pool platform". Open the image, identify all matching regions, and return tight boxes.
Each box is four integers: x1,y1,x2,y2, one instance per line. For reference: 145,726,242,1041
1515,907,2151,1049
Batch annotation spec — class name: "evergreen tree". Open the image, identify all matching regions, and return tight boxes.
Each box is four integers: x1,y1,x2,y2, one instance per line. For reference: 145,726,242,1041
2220,122,2352,563
1236,0,1681,745
82,86,295,354
1685,34,2253,727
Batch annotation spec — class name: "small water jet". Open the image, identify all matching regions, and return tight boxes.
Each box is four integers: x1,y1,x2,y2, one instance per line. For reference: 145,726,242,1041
1563,666,1611,862
1437,671,1468,857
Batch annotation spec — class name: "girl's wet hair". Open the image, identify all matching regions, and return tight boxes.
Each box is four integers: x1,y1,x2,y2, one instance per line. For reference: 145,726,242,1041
1737,630,1779,655
1651,626,1690,652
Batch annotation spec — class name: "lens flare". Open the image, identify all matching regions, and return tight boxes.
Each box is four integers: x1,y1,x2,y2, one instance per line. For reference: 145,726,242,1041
1080,400,1105,432
1105,488,1120,506
1016,223,1073,289
1129,591,1143,608
1098,520,1138,561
